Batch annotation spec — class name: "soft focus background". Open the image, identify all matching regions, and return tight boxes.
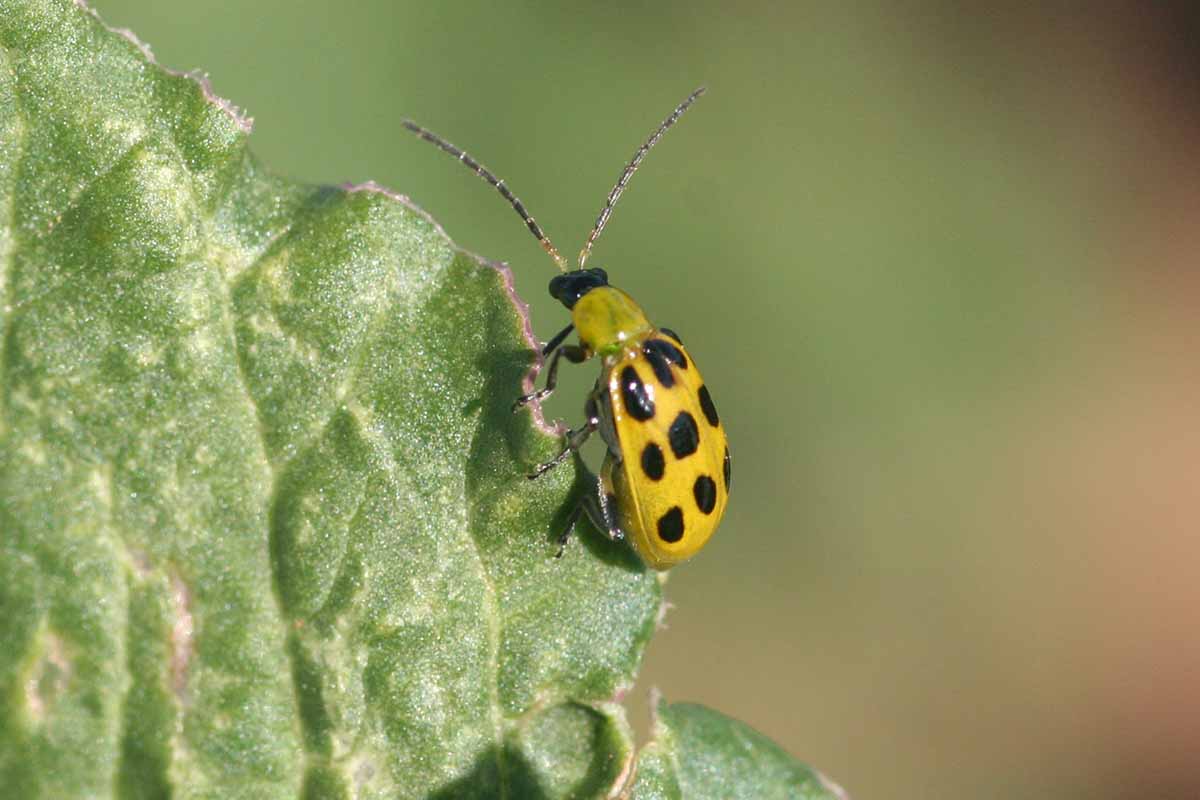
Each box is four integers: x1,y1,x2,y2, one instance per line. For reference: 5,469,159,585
91,2,1200,798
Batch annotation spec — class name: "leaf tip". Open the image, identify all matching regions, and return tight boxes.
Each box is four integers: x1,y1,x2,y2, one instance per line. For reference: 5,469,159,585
73,0,254,133
818,771,851,800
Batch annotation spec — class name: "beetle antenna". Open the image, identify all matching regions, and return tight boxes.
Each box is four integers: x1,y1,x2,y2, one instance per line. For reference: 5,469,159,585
577,87,706,269
402,120,568,272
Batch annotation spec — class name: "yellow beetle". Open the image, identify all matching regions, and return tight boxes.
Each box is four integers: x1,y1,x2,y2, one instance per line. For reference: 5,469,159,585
404,88,729,569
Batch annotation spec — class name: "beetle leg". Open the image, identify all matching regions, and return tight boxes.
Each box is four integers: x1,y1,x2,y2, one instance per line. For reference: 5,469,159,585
539,323,575,357
557,463,624,558
512,335,589,412
527,413,597,479
554,505,583,559
593,457,625,542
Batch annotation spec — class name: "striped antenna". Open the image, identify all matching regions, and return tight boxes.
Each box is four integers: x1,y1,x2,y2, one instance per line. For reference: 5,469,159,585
577,86,706,269
402,120,568,272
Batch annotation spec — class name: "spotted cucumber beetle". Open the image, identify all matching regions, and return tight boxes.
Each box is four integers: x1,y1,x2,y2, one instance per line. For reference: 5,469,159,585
402,87,729,569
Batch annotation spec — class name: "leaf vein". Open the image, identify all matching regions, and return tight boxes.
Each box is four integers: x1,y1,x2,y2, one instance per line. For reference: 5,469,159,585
463,478,508,799
0,42,26,430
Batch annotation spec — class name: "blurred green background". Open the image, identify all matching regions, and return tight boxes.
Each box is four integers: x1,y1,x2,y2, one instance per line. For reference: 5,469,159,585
91,2,1200,798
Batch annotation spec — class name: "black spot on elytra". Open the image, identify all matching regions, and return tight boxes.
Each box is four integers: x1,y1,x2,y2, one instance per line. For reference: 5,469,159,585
645,338,687,370
723,447,731,491
620,366,654,420
668,411,699,459
641,443,665,481
693,475,717,514
659,327,683,345
657,506,685,543
698,384,719,427
642,345,674,388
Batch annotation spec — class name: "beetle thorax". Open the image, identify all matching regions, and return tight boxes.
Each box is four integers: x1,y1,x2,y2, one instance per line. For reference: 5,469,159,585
571,286,654,355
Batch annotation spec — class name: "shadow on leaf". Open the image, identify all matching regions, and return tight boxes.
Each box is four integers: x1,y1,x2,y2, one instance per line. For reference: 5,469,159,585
558,453,645,573
428,742,547,800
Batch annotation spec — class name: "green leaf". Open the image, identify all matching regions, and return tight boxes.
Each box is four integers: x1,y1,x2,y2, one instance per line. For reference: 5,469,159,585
629,698,848,800
1,2,843,797
0,1,663,797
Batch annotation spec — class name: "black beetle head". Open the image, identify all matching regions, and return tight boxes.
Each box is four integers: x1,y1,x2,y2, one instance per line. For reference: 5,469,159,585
548,268,609,309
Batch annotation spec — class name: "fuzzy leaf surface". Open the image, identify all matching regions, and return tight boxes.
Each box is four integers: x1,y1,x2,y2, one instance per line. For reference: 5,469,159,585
0,1,661,797
629,699,848,800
